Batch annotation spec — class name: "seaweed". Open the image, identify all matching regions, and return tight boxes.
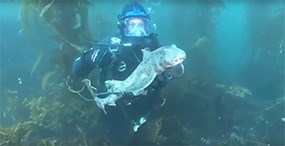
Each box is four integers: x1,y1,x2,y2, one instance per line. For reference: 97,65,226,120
0,87,107,145
19,0,93,79
15,2,113,140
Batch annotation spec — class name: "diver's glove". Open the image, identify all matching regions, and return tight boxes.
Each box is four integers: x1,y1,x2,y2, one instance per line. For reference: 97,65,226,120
145,63,184,109
120,91,138,106
164,63,185,78
150,63,185,90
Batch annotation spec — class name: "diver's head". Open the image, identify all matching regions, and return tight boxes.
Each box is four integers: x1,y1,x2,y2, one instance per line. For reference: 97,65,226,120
118,2,151,37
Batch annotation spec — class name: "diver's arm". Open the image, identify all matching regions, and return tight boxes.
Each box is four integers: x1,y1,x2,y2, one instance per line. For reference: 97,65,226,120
147,33,162,51
68,47,113,91
164,63,185,78
70,53,94,81
144,63,184,109
149,63,185,91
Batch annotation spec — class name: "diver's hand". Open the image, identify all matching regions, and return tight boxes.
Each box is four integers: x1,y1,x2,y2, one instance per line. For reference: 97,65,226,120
164,63,184,78
149,63,184,90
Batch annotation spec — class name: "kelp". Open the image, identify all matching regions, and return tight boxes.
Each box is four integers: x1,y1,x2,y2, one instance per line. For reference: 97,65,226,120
40,0,55,17
38,0,92,52
20,0,44,77
248,96,285,115
0,88,106,145
20,0,93,79
0,62,279,146
4,90,30,124
0,122,34,145
41,69,57,90
30,49,44,76
20,0,39,40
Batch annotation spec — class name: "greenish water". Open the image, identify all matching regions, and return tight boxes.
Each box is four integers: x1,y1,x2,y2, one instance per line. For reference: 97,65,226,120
0,0,284,145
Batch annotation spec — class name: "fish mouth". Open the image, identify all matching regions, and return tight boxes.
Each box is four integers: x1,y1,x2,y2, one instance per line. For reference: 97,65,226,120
176,56,186,64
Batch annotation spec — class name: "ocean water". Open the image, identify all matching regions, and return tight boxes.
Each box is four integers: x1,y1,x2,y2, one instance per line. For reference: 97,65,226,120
0,0,284,145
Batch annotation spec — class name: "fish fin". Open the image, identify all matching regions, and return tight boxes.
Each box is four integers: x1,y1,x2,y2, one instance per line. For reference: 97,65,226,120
108,101,116,106
142,90,148,95
105,80,121,91
94,97,107,114
171,44,177,48
142,48,151,61
132,89,145,96
106,94,119,106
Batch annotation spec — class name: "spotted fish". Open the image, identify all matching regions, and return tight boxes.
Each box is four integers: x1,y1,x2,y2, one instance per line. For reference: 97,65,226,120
94,44,186,114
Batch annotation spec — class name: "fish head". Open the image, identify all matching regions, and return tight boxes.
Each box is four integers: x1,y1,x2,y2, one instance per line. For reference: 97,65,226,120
158,44,186,68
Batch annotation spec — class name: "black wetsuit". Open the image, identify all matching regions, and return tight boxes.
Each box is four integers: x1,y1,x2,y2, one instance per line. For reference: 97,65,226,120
69,33,168,144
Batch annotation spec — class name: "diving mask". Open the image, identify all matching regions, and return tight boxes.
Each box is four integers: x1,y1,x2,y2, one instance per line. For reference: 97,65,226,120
123,17,150,37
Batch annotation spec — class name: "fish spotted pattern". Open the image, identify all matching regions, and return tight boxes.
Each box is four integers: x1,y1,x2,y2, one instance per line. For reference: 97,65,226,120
95,44,186,114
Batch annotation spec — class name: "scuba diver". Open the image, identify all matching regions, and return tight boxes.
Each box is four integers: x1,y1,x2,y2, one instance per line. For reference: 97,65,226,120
67,1,184,144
